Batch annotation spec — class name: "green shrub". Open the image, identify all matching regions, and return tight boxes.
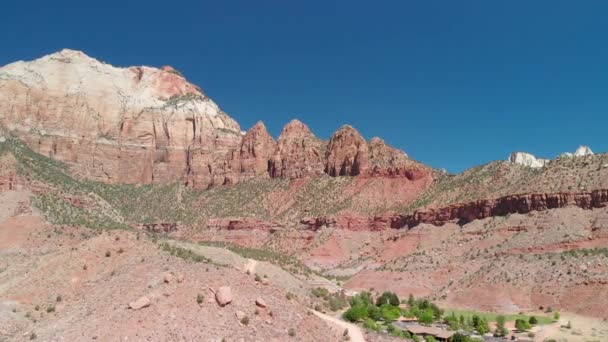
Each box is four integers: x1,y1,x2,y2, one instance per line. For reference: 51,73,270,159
418,309,435,325
529,316,538,325
240,316,250,325
328,295,347,311
288,328,296,337
343,304,368,322
515,318,531,331
196,294,204,304
380,304,401,321
362,318,379,331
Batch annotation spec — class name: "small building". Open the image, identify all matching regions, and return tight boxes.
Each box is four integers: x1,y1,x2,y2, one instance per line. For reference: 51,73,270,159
405,324,455,342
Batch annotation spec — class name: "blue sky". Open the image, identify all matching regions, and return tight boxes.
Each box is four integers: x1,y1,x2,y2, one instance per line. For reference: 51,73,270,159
2,1,607,172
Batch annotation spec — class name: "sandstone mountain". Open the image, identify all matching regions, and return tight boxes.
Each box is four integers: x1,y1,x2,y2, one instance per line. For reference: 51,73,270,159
0,50,428,189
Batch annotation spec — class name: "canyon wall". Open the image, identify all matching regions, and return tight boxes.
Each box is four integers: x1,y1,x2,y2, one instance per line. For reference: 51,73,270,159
0,50,429,188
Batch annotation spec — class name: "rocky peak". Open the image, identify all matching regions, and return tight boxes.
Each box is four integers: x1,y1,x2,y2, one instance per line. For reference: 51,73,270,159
508,152,549,168
237,121,276,178
0,49,240,188
574,145,594,157
268,120,325,178
325,125,368,176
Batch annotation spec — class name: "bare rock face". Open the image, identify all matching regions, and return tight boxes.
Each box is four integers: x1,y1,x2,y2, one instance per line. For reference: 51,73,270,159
215,286,233,306
268,120,325,178
0,49,432,187
0,49,242,188
367,137,427,179
574,145,594,157
325,125,368,176
398,189,608,228
508,152,549,168
233,121,276,180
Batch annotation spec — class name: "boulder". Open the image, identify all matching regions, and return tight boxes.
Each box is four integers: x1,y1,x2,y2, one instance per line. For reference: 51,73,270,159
255,297,267,308
163,273,173,283
215,286,233,306
235,310,246,320
129,296,151,310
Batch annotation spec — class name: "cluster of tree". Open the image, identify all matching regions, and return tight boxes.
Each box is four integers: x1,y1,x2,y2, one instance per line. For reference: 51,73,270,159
443,313,489,334
403,294,443,325
343,291,402,323
311,287,348,311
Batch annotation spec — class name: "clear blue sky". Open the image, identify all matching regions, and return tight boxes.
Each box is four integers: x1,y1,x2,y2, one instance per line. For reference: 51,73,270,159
2,1,607,172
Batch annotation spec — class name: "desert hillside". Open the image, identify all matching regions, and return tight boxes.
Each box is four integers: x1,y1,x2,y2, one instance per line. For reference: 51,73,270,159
2,50,608,341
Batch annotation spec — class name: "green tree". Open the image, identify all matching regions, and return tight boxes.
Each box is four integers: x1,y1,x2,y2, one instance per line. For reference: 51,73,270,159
495,315,508,337
376,291,400,306
425,336,437,342
529,316,538,325
515,319,531,331
368,304,382,321
475,317,490,335
363,318,380,331
408,294,416,307
380,304,401,321
418,309,435,325
553,311,560,321
343,304,368,322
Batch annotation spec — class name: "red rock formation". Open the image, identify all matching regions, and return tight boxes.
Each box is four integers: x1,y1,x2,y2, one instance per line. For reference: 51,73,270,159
206,218,282,231
367,137,425,179
301,190,608,230
300,213,398,232
0,50,431,188
235,121,276,179
398,190,608,228
0,49,242,189
325,125,368,176
268,120,325,179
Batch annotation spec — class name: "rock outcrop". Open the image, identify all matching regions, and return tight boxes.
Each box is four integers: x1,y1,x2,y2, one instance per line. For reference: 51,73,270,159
398,189,608,228
206,218,281,231
508,152,549,168
234,121,276,180
511,146,596,167
574,145,594,157
0,50,426,188
325,125,368,176
0,49,242,188
268,120,326,178
301,190,608,230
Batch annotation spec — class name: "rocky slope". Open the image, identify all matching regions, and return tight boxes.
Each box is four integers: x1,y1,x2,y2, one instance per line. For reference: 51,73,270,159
0,50,428,189
3,49,608,325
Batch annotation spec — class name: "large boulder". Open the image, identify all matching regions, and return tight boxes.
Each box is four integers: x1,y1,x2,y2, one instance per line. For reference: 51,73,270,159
215,286,233,306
